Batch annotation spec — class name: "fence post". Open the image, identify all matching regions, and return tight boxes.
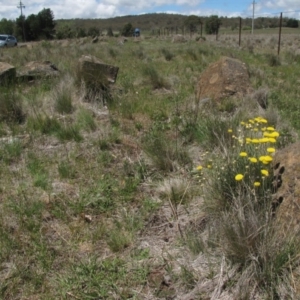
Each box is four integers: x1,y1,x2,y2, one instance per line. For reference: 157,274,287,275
278,12,283,55
239,17,242,47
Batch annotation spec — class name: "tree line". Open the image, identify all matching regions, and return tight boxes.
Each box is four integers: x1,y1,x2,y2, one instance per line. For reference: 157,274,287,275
0,10,299,42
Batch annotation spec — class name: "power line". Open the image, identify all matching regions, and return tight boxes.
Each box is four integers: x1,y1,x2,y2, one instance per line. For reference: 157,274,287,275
17,1,25,16
252,0,256,34
17,1,26,42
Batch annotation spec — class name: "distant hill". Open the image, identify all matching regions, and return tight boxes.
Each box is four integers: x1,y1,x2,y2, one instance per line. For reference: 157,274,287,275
55,13,299,36
56,13,188,33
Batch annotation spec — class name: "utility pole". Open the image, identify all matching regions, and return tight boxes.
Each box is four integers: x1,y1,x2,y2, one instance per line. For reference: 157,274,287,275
252,0,256,34
17,1,26,42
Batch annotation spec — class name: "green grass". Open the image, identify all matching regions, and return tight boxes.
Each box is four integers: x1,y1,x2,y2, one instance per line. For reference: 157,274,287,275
0,33,299,299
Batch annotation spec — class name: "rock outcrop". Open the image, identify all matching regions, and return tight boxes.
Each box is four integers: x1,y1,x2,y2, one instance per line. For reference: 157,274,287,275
17,61,59,80
0,62,16,85
78,55,119,89
272,141,300,236
196,56,253,101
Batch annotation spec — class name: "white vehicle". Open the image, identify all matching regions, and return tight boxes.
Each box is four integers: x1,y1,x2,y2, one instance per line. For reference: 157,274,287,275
0,35,18,47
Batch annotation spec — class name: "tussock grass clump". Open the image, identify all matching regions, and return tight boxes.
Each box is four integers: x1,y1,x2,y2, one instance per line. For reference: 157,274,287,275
0,139,23,164
142,126,190,172
0,87,25,124
76,108,96,132
142,64,170,89
185,48,198,61
53,77,74,114
157,177,194,207
56,124,83,142
180,111,240,149
161,47,174,61
266,53,281,67
132,46,146,60
27,114,61,135
58,161,76,179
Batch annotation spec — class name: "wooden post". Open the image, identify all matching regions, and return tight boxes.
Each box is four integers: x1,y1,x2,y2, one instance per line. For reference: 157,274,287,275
239,17,242,47
278,12,283,55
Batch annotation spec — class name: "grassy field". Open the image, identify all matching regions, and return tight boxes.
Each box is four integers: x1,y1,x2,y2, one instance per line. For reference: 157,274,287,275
0,32,300,299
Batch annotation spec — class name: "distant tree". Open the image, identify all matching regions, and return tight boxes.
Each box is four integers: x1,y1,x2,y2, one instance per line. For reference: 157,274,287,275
184,15,202,34
76,27,86,38
87,26,100,37
26,14,41,40
15,15,28,41
107,27,114,37
56,24,75,39
15,8,55,41
121,22,134,37
205,15,222,34
286,18,299,28
0,18,15,35
37,8,55,39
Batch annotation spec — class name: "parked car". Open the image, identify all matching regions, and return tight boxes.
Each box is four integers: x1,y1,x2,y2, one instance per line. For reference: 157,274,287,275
0,35,18,47
133,28,140,37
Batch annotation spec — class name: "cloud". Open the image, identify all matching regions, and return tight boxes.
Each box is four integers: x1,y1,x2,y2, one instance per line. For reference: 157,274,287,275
264,0,299,10
0,0,299,20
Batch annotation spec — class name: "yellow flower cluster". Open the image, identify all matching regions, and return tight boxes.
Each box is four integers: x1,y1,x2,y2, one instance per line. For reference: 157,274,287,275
234,116,279,186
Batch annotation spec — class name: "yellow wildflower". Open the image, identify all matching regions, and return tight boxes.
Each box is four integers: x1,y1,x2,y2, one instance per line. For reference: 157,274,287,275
249,157,258,163
259,138,269,143
261,169,269,176
259,118,268,123
269,131,279,138
267,147,275,153
240,152,247,157
235,174,244,181
254,182,261,187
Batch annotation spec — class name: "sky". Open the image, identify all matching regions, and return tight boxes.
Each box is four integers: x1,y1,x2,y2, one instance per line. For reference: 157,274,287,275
0,0,300,20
